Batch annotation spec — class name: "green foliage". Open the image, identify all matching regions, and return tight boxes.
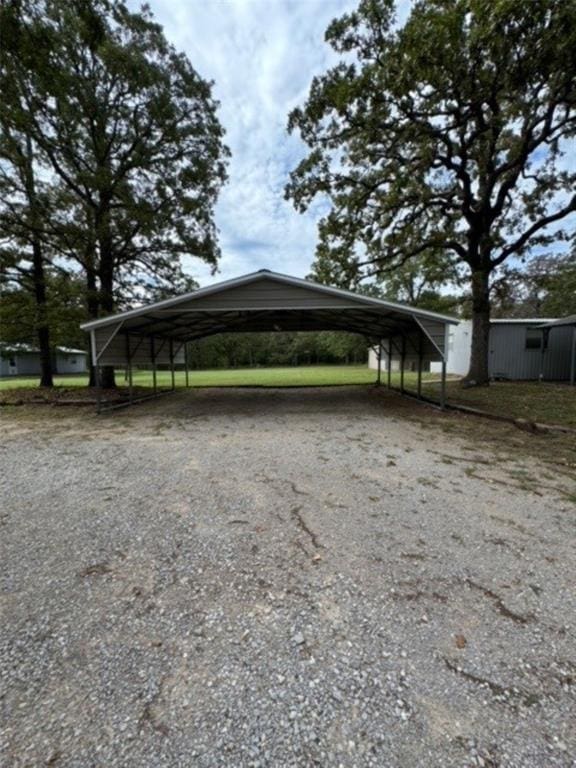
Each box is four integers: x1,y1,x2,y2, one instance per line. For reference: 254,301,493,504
187,332,368,370
491,251,576,318
287,0,576,381
0,0,228,314
313,246,463,314
540,254,576,317
0,270,89,349
0,0,228,387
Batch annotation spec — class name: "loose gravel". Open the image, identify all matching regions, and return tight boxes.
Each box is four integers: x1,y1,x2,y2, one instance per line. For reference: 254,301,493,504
1,386,575,767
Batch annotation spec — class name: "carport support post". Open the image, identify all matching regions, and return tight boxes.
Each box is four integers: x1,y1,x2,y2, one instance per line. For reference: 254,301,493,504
376,342,382,386
440,358,447,409
151,336,157,395
417,332,423,399
387,339,392,389
169,338,175,391
95,364,102,414
125,334,133,404
185,342,190,388
400,336,406,394
90,329,102,415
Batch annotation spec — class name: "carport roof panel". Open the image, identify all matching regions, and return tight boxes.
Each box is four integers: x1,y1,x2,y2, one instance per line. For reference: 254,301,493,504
81,269,458,335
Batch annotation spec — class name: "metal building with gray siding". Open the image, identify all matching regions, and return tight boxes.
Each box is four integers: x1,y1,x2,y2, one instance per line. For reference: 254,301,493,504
420,318,574,381
489,319,573,381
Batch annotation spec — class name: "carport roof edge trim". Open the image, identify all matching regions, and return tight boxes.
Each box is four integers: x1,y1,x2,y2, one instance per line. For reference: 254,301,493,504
537,314,576,328
80,269,459,331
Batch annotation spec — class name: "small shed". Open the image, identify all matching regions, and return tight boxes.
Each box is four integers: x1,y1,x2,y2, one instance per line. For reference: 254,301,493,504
488,319,573,381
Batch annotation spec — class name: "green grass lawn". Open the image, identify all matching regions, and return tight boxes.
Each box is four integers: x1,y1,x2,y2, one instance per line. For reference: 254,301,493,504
0,373,91,390
0,364,443,391
0,364,382,390
164,364,381,388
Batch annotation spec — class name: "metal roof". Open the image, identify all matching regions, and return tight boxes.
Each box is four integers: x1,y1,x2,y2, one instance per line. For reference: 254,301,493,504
81,269,458,333
0,343,86,355
491,318,558,325
537,315,576,328
82,269,459,411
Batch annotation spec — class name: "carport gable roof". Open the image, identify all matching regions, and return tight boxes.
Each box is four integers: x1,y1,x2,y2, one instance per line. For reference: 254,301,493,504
82,270,457,362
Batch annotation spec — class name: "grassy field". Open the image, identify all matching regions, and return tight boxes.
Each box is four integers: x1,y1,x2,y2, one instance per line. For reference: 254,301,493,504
0,365,384,391
0,373,92,390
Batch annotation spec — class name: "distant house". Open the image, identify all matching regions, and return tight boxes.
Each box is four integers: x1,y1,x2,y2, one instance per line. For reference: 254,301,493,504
369,317,575,381
0,344,88,377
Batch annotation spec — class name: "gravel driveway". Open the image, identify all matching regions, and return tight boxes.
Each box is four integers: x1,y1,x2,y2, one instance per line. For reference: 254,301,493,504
1,386,575,767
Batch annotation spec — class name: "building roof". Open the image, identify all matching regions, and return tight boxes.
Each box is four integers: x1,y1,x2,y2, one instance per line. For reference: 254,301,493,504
491,318,558,325
537,315,576,329
0,343,86,355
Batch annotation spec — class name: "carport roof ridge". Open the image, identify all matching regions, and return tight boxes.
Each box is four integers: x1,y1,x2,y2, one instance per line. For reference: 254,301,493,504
80,269,459,331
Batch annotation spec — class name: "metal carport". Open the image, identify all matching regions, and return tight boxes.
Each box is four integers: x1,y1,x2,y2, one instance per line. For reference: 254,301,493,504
81,269,457,412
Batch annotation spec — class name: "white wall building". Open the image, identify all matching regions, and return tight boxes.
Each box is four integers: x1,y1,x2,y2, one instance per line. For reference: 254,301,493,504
429,321,471,376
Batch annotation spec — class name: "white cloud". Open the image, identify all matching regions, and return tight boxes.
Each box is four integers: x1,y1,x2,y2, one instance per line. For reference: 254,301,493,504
129,0,359,285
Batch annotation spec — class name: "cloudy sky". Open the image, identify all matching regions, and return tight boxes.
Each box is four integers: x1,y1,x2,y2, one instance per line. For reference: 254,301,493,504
129,0,362,286
127,1,573,292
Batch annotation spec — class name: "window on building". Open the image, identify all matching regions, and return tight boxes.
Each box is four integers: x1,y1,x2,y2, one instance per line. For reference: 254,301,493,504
525,328,542,349
8,357,16,366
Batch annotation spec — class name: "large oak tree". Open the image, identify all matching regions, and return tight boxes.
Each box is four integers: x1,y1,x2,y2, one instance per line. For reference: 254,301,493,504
287,0,576,384
1,0,229,386
0,127,55,385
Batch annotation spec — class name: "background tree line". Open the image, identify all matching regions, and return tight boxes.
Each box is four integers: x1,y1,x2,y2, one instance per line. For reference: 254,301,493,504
186,331,368,370
2,0,575,387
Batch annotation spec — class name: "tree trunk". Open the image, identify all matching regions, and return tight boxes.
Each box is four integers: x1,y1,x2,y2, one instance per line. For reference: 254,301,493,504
31,238,53,388
86,269,99,387
97,210,116,389
23,135,53,387
464,268,491,386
